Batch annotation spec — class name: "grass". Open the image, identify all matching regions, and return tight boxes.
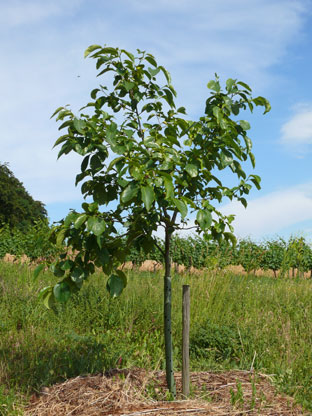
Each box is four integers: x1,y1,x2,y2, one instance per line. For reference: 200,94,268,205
1,261,312,413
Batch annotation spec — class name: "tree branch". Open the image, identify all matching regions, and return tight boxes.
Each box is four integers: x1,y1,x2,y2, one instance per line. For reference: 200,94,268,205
176,225,197,231
154,239,165,257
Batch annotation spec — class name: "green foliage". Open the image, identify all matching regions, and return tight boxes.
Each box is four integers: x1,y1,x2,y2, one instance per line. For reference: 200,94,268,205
285,237,311,277
0,163,47,229
0,220,59,260
238,239,265,274
260,239,286,277
47,44,270,303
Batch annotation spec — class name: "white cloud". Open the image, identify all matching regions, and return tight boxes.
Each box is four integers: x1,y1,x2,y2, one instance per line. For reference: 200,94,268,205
280,105,312,153
220,184,312,238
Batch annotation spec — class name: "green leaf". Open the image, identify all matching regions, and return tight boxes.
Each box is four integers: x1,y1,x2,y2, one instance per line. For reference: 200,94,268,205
42,289,55,309
239,120,251,131
141,185,155,211
106,274,126,298
226,78,236,92
213,106,222,123
148,67,160,77
81,155,90,172
87,216,97,232
56,228,66,246
223,232,237,246
252,96,271,114
90,154,102,171
249,174,261,190
50,106,64,119
177,107,187,114
121,49,135,61
88,202,99,213
33,264,44,279
91,88,100,99
249,152,256,168
231,104,240,116
64,211,77,227
129,165,142,180
220,152,233,168
244,136,252,152
84,44,102,58
92,218,106,236
106,122,117,144
163,176,174,199
145,55,157,67
159,65,172,84
240,197,248,208
163,88,175,107
73,118,86,134
237,81,252,92
116,269,127,288
53,135,69,148
101,47,119,55
98,248,110,265
74,214,87,229
60,260,74,271
123,81,135,91
53,282,71,303
196,210,212,230
71,267,86,284
121,183,139,203
185,164,198,178
207,80,221,92
173,198,188,219
50,263,65,278
108,156,125,172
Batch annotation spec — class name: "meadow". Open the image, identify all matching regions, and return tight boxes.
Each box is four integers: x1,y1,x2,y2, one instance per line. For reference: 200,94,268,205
1,260,312,414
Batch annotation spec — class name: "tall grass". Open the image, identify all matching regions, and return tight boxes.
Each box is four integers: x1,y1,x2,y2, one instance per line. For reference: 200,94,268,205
1,261,312,413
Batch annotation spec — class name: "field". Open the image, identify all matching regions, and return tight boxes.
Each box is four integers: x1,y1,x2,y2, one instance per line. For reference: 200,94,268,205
1,260,312,414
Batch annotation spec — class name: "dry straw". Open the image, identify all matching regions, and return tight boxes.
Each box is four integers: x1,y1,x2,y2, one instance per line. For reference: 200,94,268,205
25,368,306,415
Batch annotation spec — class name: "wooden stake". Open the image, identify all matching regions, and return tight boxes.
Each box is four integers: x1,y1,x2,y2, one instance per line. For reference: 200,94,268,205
182,284,190,398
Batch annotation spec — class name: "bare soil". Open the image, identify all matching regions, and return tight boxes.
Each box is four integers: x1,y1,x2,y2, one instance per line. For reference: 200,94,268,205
25,368,307,415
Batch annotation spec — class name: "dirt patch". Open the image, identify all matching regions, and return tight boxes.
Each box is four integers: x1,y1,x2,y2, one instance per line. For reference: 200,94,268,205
25,368,306,415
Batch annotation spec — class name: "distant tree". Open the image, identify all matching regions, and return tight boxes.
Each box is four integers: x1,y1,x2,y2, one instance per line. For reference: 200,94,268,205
0,163,47,229
260,238,286,278
238,239,265,274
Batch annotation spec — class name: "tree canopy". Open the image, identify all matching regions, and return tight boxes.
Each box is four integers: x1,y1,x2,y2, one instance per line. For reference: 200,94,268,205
0,163,47,229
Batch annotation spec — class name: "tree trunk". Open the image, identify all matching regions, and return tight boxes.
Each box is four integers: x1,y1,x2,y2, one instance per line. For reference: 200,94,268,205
164,227,176,397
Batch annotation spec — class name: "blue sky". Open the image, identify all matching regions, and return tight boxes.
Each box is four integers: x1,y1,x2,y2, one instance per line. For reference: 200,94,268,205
1,0,312,241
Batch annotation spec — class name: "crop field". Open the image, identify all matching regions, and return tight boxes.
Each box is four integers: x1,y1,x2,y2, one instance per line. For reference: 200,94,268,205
1,260,312,414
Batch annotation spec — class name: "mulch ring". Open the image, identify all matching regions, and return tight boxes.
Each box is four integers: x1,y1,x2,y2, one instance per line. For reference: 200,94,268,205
25,368,306,415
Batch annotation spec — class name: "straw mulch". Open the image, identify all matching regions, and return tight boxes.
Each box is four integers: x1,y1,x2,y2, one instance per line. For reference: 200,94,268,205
25,368,306,415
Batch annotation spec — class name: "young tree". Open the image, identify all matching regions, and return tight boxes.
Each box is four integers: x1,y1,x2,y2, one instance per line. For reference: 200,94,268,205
40,45,270,395
238,239,264,275
260,238,286,278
